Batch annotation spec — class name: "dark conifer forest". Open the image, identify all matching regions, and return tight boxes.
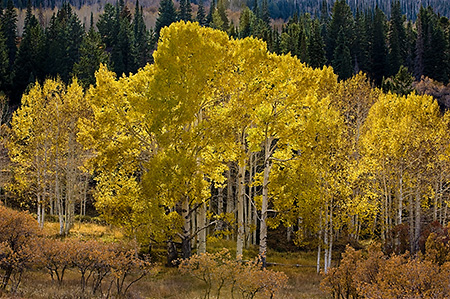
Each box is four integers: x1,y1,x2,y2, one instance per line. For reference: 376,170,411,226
1,0,450,106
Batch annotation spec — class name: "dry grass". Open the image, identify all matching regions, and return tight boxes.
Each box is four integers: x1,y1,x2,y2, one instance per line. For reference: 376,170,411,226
43,221,124,241
13,265,326,299
3,223,328,298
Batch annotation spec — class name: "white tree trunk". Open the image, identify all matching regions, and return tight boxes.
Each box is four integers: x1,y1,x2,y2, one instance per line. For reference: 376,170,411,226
226,165,234,239
259,138,272,268
197,202,207,254
236,162,246,259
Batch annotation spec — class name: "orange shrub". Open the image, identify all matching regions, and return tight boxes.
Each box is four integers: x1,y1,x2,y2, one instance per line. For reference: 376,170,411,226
0,205,40,292
322,242,450,299
179,249,288,299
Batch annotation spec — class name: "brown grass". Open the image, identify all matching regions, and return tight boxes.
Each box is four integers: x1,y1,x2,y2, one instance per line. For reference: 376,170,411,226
13,265,326,299
2,223,328,298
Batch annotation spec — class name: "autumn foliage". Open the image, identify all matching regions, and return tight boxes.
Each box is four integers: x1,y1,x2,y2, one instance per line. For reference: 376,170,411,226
0,205,154,296
179,249,288,299
322,234,450,299
0,205,40,292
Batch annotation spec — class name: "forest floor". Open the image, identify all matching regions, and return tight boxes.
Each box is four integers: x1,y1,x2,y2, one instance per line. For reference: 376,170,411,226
2,221,328,299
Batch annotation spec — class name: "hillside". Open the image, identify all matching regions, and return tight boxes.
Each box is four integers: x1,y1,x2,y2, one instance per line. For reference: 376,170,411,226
11,0,450,22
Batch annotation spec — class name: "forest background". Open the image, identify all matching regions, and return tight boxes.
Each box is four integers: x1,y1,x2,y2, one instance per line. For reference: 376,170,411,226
3,0,450,298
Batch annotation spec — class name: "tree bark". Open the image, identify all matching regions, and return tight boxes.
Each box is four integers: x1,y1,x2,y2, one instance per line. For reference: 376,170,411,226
197,202,207,254
181,196,192,259
236,161,246,259
259,137,272,268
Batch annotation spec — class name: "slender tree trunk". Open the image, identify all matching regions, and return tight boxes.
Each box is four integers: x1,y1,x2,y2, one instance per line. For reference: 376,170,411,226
382,170,388,243
328,202,333,269
414,186,421,253
398,169,403,225
317,212,322,274
247,152,254,246
181,196,192,259
37,193,42,228
226,165,234,240
217,187,223,231
409,189,415,253
236,161,246,259
197,202,207,254
324,208,329,273
259,138,272,268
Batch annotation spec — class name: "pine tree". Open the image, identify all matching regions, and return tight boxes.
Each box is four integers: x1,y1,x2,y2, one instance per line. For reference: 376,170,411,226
370,7,387,85
179,0,192,22
387,1,407,76
353,9,370,73
239,7,252,38
97,3,119,50
326,0,354,64
133,1,151,68
332,29,352,80
112,5,138,76
216,0,229,30
308,19,326,68
72,19,109,89
414,11,425,79
196,0,206,26
155,0,177,38
206,0,215,27
0,33,9,93
261,0,270,26
12,0,45,102
298,23,308,63
2,0,17,71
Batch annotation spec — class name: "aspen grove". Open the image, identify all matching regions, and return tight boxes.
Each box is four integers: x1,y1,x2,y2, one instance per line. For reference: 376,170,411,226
6,21,450,279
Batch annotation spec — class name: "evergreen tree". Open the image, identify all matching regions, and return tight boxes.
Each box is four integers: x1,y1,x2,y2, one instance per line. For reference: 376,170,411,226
72,22,109,89
353,9,370,73
2,0,17,71
332,29,352,80
370,7,388,85
133,1,151,68
196,0,206,26
298,23,308,63
12,0,45,102
206,0,215,26
308,19,326,68
414,10,425,79
239,7,253,38
97,3,119,50
45,4,83,83
387,1,407,76
112,4,138,76
326,0,354,64
216,0,229,30
261,0,270,25
179,0,192,22
155,0,177,38
429,17,448,82
414,6,447,82
66,12,84,78
320,0,329,40
270,27,280,54
0,33,9,93
280,22,300,56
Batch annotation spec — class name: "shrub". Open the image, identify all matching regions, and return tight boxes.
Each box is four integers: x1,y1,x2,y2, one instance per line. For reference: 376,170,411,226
0,205,40,292
179,249,288,299
322,242,450,299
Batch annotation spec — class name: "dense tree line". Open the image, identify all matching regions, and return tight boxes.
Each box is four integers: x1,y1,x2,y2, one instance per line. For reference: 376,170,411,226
3,0,450,280
0,0,151,105
6,22,450,279
3,0,450,106
6,0,450,21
